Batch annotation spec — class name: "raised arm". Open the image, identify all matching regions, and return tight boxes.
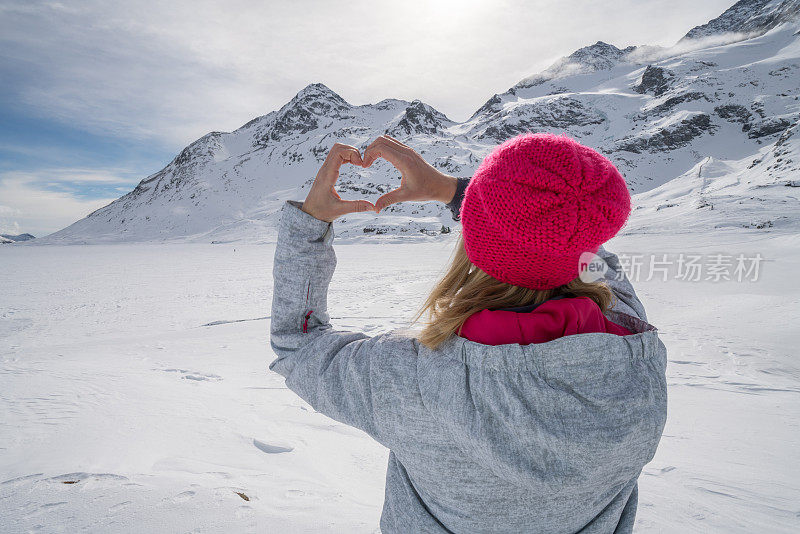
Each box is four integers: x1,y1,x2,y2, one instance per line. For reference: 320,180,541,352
270,200,387,441
269,143,423,448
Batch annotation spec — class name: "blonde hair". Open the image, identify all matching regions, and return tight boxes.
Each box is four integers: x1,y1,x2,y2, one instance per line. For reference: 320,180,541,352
413,234,614,350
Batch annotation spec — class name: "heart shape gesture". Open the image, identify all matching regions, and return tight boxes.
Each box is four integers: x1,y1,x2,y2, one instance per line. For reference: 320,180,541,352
362,135,457,212
300,143,375,223
300,135,457,223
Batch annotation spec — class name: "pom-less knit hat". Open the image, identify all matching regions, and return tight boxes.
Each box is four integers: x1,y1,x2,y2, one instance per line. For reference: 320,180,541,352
460,133,631,290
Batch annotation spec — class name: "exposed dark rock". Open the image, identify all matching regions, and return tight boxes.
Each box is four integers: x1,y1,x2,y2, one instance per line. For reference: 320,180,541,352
715,104,753,124
173,132,223,167
651,92,710,114
616,114,717,153
682,0,800,41
751,101,767,118
747,117,794,138
387,100,451,136
468,94,503,120
634,66,674,97
477,97,605,141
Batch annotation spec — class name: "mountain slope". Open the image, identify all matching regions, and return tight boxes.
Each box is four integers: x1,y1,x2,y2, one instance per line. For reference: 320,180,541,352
628,117,800,234
0,233,35,244
682,0,800,40
41,2,800,244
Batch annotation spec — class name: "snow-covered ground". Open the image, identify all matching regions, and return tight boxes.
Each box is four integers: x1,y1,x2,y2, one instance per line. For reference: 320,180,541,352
1,229,798,532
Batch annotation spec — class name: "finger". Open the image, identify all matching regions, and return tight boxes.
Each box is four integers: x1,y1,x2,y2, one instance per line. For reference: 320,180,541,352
337,146,363,167
319,144,362,184
377,134,406,149
363,137,406,169
361,137,382,168
336,198,375,216
382,134,411,149
374,188,407,212
363,136,404,166
326,143,362,166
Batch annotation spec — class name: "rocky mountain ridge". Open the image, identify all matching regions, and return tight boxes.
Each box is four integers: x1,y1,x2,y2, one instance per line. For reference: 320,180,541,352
41,0,800,243
682,0,800,40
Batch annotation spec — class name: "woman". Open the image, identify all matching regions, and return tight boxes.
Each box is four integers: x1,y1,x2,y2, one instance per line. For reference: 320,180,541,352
269,133,668,533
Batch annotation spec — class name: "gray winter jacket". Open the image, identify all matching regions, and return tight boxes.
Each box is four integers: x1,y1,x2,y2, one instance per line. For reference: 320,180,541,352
269,199,668,533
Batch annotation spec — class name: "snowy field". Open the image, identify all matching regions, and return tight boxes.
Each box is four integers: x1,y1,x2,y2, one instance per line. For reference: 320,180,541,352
1,231,799,533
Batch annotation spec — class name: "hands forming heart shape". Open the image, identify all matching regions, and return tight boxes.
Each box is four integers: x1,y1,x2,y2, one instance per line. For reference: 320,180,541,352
300,134,458,223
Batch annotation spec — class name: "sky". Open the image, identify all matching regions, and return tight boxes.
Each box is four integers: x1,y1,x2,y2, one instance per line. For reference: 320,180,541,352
0,0,735,237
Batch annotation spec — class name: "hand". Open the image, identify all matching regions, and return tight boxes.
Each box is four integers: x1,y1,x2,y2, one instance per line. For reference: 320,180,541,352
362,135,457,212
301,143,375,222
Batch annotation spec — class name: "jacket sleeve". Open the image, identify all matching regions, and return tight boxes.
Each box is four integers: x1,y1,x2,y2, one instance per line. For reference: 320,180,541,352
268,200,417,448
596,244,648,322
445,177,471,221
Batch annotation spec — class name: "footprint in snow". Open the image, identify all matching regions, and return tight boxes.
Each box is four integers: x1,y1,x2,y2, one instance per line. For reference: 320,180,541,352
47,472,127,484
160,368,222,381
22,501,67,520
169,490,196,503
109,501,132,512
1,473,44,486
644,465,676,477
253,438,293,454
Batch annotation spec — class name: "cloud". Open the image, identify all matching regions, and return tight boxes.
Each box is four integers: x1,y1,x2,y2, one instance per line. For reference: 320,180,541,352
625,31,763,64
0,169,128,236
3,168,139,184
1,0,737,147
0,0,738,236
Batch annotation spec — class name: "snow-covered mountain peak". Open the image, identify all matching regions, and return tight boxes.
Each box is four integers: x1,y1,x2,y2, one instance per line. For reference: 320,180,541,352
386,99,455,137
258,82,353,144
39,1,800,244
682,0,800,41
372,98,411,111
568,40,637,68
516,40,640,88
291,82,349,106
516,0,800,91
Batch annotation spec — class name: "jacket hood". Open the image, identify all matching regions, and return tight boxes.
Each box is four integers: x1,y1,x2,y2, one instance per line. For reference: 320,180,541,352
459,296,633,345
416,309,668,500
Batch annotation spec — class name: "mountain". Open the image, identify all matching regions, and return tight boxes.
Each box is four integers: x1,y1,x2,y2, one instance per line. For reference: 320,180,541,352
514,41,639,87
1,233,36,243
630,118,800,234
681,0,800,41
41,0,800,244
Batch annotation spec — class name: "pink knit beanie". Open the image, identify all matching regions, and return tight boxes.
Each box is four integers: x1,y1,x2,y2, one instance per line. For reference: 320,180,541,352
460,133,631,290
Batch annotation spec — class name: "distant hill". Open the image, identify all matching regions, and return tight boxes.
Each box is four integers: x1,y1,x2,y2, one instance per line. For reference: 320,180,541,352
1,233,36,243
